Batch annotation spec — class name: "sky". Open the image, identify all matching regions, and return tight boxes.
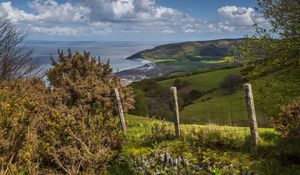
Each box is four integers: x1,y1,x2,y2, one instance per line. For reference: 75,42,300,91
0,0,267,41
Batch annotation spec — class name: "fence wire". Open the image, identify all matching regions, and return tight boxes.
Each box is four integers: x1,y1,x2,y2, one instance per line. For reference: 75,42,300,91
123,87,280,151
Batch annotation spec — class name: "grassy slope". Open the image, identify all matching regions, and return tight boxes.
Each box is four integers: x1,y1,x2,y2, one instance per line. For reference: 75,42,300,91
158,67,248,124
127,39,243,74
108,115,300,175
159,67,242,90
157,67,299,126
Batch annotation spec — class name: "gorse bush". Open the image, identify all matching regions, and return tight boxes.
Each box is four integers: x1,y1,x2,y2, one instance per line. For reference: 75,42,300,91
0,79,47,174
0,50,134,174
47,50,134,115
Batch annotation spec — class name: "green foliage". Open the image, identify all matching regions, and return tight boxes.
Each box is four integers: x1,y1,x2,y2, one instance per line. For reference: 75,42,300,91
130,79,173,120
240,0,300,131
252,69,300,124
272,97,300,139
130,89,148,116
240,0,300,79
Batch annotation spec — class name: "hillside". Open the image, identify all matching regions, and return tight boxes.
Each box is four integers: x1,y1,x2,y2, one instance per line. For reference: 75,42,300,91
158,67,249,124
119,39,243,81
127,38,243,61
159,67,242,90
108,115,300,174
131,66,299,126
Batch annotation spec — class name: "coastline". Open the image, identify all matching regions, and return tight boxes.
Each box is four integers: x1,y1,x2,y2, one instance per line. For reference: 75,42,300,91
116,58,162,84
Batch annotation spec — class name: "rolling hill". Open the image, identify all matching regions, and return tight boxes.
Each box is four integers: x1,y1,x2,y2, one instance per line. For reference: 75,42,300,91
127,38,243,62
120,39,243,80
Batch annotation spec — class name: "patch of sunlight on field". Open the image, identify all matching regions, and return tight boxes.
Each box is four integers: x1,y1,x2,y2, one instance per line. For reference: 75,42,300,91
158,67,242,90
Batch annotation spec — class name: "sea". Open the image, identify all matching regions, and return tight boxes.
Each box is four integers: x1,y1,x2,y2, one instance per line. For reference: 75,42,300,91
28,40,163,72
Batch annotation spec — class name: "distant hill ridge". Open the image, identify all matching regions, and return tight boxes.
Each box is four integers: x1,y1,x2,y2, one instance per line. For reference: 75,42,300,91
127,38,244,60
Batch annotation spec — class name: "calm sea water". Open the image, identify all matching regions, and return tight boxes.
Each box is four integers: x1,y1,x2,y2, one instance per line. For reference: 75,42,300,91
28,41,162,72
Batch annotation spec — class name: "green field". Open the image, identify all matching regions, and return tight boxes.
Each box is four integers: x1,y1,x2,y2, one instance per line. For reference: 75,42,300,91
124,114,277,152
180,90,248,124
156,67,257,124
159,67,242,90
108,115,300,175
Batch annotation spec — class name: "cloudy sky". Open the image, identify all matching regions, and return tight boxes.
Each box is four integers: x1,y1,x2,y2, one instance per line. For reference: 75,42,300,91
0,0,267,41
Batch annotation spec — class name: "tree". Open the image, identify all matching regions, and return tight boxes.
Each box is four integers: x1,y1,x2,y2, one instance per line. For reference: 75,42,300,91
0,14,40,80
130,89,149,116
240,0,300,79
220,74,243,94
240,0,300,121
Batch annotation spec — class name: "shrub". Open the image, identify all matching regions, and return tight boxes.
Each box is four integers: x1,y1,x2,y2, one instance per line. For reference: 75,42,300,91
182,89,202,105
173,79,189,90
220,74,242,94
0,50,134,174
273,97,300,139
0,79,47,174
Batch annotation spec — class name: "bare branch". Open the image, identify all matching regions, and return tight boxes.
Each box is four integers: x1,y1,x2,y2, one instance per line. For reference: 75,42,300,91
0,13,41,80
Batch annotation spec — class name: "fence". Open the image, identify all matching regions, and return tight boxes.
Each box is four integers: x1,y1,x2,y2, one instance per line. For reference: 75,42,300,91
114,84,279,152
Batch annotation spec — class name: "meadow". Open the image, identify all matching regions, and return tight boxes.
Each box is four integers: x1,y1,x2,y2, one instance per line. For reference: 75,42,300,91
108,114,300,175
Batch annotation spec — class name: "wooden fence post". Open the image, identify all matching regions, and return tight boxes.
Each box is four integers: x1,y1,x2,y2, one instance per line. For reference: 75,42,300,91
244,83,259,152
114,88,127,135
170,87,180,137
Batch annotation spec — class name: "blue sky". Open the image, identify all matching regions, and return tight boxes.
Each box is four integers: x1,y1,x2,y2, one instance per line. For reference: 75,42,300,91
0,0,265,41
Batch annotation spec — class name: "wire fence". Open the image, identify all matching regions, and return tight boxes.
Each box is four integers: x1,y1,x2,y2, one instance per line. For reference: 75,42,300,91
116,85,281,151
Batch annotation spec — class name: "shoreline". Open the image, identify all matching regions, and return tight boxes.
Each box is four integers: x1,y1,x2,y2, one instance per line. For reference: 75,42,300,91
116,58,158,84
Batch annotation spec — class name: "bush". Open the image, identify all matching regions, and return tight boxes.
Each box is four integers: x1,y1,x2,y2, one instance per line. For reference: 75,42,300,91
0,50,134,174
182,89,202,105
0,79,48,174
220,74,242,94
273,97,300,139
173,79,189,90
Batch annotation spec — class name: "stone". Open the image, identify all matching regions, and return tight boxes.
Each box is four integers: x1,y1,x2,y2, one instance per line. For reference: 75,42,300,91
192,164,202,171
159,153,165,162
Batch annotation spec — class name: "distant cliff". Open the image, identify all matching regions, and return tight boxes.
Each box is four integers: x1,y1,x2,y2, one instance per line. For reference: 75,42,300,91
127,38,243,61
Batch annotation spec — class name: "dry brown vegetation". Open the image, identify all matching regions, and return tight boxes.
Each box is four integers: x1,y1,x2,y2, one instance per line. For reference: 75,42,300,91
0,51,134,174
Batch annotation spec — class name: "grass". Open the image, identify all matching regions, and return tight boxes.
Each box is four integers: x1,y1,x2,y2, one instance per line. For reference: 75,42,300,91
157,67,255,125
180,90,249,124
109,115,300,175
158,67,242,90
124,114,278,154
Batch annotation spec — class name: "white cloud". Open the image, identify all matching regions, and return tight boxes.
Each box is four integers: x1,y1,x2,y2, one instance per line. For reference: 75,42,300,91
0,1,267,38
0,1,37,22
218,6,267,31
30,26,79,36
